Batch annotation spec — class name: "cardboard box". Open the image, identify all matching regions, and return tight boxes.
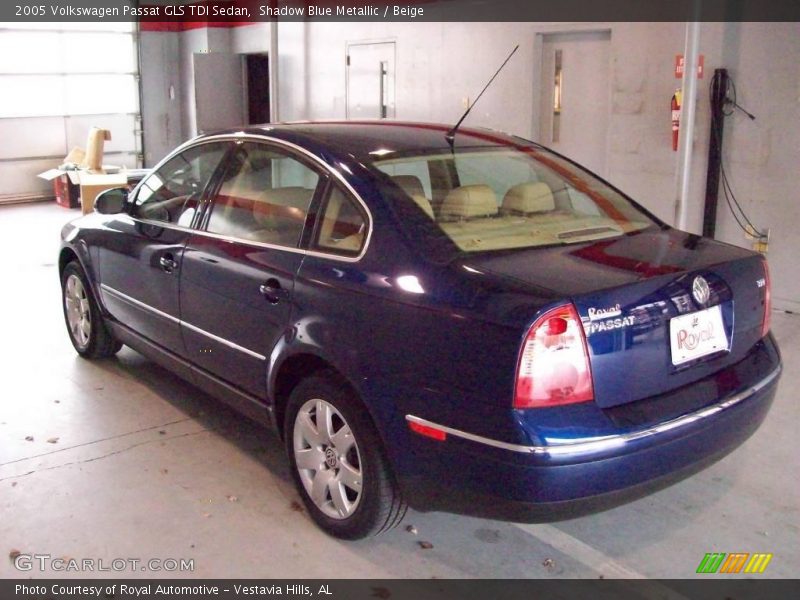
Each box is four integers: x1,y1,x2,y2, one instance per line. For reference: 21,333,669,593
53,173,81,209
38,127,114,209
38,127,150,212
78,173,128,215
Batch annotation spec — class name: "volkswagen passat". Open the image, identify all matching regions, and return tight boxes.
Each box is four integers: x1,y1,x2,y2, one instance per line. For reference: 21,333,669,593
59,122,780,539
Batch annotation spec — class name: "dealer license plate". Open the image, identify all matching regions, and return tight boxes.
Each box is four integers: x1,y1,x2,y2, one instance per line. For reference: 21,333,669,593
669,305,728,366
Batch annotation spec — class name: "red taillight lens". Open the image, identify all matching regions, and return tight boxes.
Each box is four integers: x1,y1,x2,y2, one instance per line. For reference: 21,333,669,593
514,303,594,409
761,259,772,338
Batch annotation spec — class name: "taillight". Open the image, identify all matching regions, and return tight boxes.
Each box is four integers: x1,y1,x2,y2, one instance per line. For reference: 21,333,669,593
514,303,594,408
761,259,771,338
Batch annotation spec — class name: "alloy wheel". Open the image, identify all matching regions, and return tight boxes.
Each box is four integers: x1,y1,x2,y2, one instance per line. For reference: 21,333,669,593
64,274,91,349
293,398,363,519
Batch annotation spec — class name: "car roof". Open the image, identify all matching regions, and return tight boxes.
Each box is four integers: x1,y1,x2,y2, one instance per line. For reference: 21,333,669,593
195,120,527,160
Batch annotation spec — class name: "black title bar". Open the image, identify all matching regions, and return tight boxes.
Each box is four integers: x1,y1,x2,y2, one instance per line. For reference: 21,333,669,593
3,0,800,23
4,579,800,600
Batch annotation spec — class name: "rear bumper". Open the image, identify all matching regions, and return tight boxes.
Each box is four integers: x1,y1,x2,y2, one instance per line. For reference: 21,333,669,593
401,364,780,521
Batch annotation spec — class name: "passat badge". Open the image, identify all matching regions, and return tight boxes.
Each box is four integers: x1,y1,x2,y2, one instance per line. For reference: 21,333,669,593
692,276,711,305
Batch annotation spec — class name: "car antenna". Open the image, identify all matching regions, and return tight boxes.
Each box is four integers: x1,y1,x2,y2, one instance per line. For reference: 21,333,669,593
445,44,520,150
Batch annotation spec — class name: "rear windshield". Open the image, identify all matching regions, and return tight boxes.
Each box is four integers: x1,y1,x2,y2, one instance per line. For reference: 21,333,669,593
372,146,656,254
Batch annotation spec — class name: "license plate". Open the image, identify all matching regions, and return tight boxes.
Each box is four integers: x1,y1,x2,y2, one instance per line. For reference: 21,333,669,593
669,305,728,366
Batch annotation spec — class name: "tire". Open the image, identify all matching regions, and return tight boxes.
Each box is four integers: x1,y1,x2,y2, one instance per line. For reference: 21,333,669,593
61,261,122,358
285,371,407,539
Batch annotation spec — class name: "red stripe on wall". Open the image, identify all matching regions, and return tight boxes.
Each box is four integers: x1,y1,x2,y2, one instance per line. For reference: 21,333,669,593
139,21,258,32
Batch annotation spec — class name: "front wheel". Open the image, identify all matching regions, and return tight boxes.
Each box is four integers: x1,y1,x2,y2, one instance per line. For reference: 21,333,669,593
61,261,122,358
285,372,407,539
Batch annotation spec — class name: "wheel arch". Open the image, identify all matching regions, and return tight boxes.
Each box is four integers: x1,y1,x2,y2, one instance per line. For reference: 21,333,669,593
58,246,81,277
270,350,369,441
59,244,107,313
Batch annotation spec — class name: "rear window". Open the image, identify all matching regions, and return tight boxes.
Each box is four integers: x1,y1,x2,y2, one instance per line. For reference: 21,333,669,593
372,147,655,253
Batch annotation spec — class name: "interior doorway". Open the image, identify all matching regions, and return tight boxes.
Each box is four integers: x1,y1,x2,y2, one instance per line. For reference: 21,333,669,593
538,31,611,176
346,41,396,119
246,53,271,125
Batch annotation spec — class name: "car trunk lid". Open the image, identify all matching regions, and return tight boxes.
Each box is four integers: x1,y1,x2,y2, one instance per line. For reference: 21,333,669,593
461,228,769,408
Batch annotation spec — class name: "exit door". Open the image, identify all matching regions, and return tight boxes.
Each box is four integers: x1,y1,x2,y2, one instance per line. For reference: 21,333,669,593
538,31,611,176
346,42,395,119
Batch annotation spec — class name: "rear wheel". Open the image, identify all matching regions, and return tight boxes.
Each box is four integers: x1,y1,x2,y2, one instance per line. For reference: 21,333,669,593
285,371,407,539
61,261,122,358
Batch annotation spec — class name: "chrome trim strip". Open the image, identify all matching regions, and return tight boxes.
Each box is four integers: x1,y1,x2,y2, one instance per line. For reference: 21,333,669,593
405,365,782,457
406,415,548,455
100,284,266,361
101,283,179,325
179,320,266,361
127,132,374,264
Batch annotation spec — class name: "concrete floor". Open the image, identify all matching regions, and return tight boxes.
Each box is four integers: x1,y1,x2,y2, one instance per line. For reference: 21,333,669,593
0,201,797,579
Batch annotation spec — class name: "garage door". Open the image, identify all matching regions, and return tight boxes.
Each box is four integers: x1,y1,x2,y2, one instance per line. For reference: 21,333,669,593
0,23,141,203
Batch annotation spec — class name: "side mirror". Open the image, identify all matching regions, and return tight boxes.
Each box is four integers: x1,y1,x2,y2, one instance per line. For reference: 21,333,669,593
94,187,128,215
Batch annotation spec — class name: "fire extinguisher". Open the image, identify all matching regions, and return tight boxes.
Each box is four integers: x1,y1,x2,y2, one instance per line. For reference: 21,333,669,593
671,89,683,151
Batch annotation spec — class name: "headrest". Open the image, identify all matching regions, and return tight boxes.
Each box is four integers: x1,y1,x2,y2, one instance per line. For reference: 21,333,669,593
411,194,435,219
391,175,425,198
440,185,498,219
502,182,555,214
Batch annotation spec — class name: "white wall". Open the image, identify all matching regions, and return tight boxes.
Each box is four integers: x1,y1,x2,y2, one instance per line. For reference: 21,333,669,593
139,21,800,308
140,31,183,166
231,23,271,54
141,26,257,163
703,23,800,311
179,27,222,140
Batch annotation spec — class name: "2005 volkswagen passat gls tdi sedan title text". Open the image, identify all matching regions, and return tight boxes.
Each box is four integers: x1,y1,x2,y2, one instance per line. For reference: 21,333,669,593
59,122,781,539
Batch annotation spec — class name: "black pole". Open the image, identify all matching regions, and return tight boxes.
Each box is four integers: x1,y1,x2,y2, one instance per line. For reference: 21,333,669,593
703,68,728,238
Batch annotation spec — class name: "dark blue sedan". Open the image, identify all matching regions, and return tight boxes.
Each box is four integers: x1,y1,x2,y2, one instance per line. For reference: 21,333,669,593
59,121,781,539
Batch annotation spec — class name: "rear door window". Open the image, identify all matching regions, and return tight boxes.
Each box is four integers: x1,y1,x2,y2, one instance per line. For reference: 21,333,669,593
205,142,320,248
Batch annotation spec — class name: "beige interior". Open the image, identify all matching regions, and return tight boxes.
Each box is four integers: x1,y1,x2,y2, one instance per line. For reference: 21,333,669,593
410,194,435,219
209,155,313,245
502,182,555,214
391,175,426,198
251,186,310,229
391,175,435,219
376,150,654,252
318,187,342,244
439,184,498,220
317,187,365,253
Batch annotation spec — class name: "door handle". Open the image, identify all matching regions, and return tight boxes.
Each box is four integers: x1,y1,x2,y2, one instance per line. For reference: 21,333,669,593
259,279,288,304
159,255,179,273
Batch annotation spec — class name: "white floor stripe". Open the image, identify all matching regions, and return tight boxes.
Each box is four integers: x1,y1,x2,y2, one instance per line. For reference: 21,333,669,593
515,523,648,579
515,523,691,598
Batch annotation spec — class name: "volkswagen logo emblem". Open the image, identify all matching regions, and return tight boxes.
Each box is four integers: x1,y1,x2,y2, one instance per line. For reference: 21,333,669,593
324,447,338,469
692,275,711,305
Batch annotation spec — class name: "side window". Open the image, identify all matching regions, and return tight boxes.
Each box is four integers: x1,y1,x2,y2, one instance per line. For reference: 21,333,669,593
205,142,319,247
314,185,367,256
133,142,228,225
